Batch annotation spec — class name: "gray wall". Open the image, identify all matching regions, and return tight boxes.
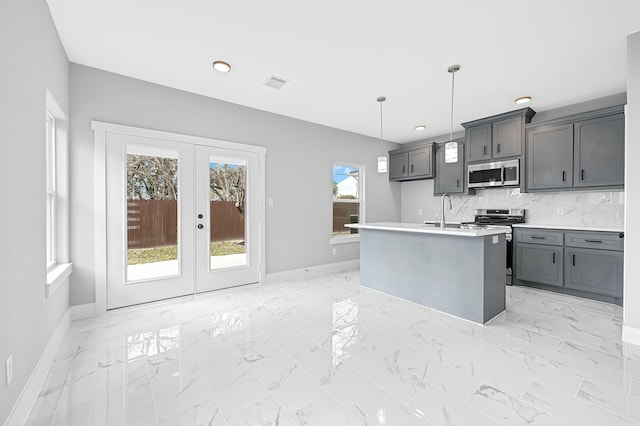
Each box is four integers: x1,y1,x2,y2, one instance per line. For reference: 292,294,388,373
69,64,401,305
624,32,640,340
0,0,70,423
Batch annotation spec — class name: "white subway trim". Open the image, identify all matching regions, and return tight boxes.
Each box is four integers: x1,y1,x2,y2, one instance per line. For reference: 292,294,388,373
70,303,96,320
265,259,359,283
4,309,71,426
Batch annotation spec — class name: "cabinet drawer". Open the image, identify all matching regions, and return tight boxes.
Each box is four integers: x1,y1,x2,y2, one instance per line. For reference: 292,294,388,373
514,229,563,246
565,232,624,251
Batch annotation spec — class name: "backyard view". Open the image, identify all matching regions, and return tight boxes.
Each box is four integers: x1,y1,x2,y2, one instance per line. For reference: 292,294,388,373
126,153,246,273
333,164,361,236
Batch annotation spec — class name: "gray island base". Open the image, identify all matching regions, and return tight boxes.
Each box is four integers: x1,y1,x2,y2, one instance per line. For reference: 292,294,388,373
348,222,507,324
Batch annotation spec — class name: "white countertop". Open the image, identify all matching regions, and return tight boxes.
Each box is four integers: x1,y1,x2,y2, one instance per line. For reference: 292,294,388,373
512,224,624,233
346,222,508,237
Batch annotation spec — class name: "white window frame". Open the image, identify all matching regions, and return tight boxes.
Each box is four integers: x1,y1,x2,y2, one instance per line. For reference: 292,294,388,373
331,162,365,245
45,90,72,297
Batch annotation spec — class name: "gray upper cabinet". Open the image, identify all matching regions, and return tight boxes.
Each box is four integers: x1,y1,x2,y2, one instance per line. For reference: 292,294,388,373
574,114,625,188
463,107,535,163
526,124,574,190
389,152,408,180
467,124,492,162
388,143,435,182
493,116,523,158
434,141,465,195
525,107,624,192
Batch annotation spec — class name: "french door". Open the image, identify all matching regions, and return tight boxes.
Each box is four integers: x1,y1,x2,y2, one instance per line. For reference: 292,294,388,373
106,133,260,309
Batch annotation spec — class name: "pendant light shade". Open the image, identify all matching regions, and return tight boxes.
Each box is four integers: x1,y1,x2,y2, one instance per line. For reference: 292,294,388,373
377,96,388,173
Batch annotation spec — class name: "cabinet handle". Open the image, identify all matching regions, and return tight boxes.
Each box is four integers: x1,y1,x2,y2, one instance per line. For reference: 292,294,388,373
497,143,501,154
562,171,566,182
572,254,576,266
402,165,405,173
411,164,414,173
581,169,585,181
456,179,460,188
552,252,556,264
483,146,487,156
584,239,602,243
531,236,546,240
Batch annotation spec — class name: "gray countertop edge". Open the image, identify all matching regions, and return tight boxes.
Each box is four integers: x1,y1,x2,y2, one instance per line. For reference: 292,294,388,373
346,222,508,237
512,224,624,233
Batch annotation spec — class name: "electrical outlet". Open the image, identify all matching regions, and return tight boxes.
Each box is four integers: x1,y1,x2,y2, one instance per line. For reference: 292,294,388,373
556,206,564,215
5,355,13,386
332,247,337,256
418,209,423,216
268,198,274,207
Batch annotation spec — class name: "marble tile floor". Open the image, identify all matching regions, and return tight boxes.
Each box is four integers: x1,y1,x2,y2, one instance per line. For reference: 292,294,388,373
25,269,640,425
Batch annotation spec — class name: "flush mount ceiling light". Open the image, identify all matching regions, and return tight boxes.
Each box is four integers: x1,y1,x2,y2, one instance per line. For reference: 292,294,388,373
212,61,231,73
415,125,426,131
377,96,388,174
515,96,532,104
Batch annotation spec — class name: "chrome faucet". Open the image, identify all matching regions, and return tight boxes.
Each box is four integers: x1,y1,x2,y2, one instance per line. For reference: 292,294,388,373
440,193,453,229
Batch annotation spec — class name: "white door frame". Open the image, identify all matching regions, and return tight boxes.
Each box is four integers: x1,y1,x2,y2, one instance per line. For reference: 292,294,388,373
92,121,266,314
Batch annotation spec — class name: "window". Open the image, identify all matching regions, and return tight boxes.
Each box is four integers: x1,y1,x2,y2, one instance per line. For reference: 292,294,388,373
45,111,56,268
45,90,71,297
332,163,364,243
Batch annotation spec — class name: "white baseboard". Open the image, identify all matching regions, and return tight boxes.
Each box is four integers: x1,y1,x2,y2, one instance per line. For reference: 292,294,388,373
265,259,359,283
4,309,71,426
70,303,96,320
623,324,640,346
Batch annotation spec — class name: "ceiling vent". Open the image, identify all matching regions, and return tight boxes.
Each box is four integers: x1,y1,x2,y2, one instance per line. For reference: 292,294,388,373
263,75,288,90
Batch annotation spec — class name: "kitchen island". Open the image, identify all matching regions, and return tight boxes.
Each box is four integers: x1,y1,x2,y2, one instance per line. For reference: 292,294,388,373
347,222,507,324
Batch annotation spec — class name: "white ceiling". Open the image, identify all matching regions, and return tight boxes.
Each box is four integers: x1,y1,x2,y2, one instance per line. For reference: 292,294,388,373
46,0,640,144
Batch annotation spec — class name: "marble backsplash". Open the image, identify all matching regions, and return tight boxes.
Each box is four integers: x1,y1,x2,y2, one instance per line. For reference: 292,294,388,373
400,180,625,229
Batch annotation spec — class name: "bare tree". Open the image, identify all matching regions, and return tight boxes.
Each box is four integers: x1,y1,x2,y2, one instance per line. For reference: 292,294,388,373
209,163,246,218
127,154,178,200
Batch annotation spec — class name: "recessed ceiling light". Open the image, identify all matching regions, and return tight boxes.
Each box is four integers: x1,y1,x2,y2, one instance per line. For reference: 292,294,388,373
515,96,532,104
212,61,231,73
415,125,426,131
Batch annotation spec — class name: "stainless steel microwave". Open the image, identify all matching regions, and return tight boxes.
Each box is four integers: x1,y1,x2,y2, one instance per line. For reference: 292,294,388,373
468,159,519,188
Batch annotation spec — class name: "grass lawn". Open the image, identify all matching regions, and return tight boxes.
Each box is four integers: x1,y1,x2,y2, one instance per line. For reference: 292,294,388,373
128,241,246,265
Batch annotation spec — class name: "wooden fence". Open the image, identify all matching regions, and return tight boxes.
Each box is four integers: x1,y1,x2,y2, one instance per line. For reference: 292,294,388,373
127,200,244,248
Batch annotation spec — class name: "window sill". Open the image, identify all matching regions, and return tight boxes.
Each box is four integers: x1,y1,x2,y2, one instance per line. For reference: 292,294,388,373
46,263,72,298
330,235,360,245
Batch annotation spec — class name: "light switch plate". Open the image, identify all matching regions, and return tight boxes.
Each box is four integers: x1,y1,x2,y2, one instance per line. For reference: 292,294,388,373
493,235,499,244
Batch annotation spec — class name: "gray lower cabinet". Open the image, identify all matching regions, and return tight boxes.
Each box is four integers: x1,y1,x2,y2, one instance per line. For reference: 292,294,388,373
434,141,465,194
516,243,563,287
525,107,624,192
514,227,624,305
388,143,435,181
564,248,623,298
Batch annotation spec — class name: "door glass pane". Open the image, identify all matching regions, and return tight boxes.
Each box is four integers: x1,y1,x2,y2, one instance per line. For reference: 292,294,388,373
208,159,247,270
126,149,179,281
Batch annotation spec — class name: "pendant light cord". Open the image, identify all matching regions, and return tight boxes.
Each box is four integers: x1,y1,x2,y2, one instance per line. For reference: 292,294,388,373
450,68,455,143
380,100,384,142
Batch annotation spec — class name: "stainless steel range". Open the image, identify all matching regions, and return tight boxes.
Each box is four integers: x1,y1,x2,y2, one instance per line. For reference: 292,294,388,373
463,209,526,285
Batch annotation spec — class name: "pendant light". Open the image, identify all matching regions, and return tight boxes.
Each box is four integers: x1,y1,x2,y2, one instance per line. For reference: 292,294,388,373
377,96,388,173
445,65,460,164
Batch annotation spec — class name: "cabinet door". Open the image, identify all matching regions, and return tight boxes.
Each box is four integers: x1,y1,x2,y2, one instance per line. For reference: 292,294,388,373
434,142,464,194
389,152,408,180
565,248,623,298
408,147,432,177
515,243,563,287
574,114,624,188
493,116,523,158
526,124,574,190
467,124,492,162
